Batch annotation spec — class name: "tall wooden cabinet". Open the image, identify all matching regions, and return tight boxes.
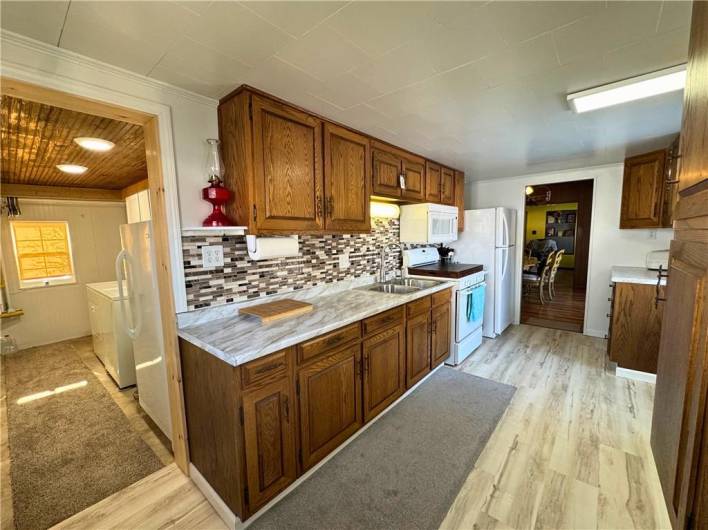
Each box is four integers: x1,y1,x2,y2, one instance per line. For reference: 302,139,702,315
651,3,708,529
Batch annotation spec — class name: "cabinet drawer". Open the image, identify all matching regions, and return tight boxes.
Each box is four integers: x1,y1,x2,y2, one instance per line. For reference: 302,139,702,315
297,323,361,365
406,296,431,318
431,288,451,307
363,306,404,336
241,349,290,389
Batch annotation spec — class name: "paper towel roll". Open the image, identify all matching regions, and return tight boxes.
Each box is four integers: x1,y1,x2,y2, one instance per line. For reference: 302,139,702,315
246,235,299,260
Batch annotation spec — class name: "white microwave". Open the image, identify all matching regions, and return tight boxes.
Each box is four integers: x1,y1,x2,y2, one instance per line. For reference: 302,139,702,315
399,203,459,244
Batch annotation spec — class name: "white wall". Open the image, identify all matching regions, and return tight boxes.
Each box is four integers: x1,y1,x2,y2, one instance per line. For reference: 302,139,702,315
466,164,673,337
1,199,127,349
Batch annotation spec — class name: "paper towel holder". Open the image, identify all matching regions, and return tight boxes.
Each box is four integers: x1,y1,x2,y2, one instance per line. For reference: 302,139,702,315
246,235,299,260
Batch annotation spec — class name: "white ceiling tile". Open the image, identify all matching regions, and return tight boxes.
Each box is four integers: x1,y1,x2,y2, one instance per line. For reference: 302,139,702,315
275,25,370,81
239,1,347,38
0,1,68,45
656,1,693,34
326,2,435,56
184,2,295,67
150,65,231,99
603,27,690,80
242,57,323,100
477,33,560,88
307,73,382,110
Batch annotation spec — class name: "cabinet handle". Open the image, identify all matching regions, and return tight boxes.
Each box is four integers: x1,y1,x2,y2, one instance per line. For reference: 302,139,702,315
316,195,323,219
655,264,668,309
283,395,289,423
606,313,612,318
666,153,681,184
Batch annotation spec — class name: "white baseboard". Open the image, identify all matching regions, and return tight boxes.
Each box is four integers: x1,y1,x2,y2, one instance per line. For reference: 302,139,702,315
583,328,607,338
189,463,238,530
615,367,656,384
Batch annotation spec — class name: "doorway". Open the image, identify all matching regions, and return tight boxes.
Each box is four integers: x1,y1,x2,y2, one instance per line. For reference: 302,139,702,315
0,80,187,529
520,179,593,333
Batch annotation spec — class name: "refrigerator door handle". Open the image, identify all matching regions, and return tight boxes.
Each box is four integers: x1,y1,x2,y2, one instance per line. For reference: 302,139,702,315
501,210,509,248
500,247,508,281
115,249,142,339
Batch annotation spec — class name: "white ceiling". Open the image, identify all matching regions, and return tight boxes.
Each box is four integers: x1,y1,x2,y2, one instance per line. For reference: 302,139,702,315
1,1,692,180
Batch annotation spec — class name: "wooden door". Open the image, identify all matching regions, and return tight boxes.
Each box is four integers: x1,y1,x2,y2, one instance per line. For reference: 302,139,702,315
298,343,363,470
454,171,465,231
323,123,371,232
242,377,296,512
362,323,405,422
441,167,455,205
406,311,431,388
251,95,323,232
431,302,451,368
425,161,441,203
372,147,402,198
619,150,667,228
401,157,425,201
651,239,708,530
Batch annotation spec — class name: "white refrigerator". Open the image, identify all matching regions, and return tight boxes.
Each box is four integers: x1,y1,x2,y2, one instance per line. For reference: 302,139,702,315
115,221,172,440
450,208,516,338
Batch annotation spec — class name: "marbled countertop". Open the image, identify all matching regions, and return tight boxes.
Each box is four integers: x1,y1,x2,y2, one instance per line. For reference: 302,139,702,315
611,266,666,286
177,277,455,367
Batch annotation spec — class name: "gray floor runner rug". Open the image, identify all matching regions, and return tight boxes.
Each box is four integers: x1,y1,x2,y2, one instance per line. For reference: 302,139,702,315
3,342,163,530
250,367,515,530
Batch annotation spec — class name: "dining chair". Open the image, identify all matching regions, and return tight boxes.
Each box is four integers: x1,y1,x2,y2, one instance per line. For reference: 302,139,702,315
522,250,555,304
547,249,565,300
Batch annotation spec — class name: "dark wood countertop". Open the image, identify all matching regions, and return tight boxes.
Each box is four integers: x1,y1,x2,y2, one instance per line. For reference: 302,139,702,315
407,263,484,279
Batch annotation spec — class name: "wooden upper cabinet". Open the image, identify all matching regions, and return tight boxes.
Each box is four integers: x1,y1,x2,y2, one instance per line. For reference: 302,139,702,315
372,147,403,198
662,136,680,228
362,323,405,422
323,123,371,232
297,342,363,470
242,376,297,512
401,157,425,201
441,167,455,205
425,161,441,203
431,302,451,368
454,171,465,231
252,95,323,232
619,150,667,229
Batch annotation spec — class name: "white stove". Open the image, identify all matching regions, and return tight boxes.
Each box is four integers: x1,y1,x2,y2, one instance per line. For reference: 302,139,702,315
402,248,487,366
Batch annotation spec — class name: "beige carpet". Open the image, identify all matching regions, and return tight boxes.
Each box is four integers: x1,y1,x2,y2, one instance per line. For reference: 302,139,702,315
3,341,163,530
250,367,515,530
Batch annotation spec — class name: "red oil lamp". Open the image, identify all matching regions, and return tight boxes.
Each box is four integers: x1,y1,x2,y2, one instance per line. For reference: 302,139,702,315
201,138,234,227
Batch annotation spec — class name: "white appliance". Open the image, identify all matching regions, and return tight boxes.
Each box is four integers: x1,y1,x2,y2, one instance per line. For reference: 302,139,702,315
86,281,136,389
646,249,669,271
399,203,459,244
115,221,172,440
403,248,486,365
450,208,516,338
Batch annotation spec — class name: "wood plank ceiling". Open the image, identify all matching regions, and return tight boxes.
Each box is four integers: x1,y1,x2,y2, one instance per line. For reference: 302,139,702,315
0,95,147,190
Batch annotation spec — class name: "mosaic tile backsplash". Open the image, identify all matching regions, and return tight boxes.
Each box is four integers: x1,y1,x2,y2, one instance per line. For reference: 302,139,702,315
182,218,403,310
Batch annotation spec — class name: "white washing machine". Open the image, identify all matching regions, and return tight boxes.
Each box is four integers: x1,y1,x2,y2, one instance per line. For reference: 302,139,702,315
86,281,136,388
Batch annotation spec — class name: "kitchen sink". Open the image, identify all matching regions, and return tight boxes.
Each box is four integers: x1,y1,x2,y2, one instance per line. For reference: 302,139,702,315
356,277,442,295
385,278,441,289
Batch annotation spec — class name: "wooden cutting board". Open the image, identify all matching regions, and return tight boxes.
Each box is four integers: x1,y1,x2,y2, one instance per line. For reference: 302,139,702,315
239,299,314,323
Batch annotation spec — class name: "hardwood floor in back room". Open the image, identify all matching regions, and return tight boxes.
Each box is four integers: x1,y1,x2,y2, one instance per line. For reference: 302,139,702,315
52,325,669,530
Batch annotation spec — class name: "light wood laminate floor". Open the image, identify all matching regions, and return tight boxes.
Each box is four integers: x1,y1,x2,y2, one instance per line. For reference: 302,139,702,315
13,325,668,530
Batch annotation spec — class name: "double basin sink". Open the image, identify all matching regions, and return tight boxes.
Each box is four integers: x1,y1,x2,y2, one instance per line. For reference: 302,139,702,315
357,278,442,295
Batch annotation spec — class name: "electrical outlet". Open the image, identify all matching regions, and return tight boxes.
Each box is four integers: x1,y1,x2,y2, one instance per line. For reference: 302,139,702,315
338,253,350,270
202,245,224,268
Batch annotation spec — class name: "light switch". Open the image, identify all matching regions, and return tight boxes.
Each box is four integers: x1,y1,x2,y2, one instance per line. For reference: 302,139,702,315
338,253,350,270
202,245,224,268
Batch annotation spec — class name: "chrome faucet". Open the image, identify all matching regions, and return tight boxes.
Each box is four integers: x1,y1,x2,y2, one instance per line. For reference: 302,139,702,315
379,244,401,282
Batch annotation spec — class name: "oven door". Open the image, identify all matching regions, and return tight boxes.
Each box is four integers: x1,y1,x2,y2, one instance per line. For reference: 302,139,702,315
456,283,485,342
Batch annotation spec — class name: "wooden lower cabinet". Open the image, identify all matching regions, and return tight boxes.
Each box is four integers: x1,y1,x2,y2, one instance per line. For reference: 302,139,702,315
431,301,451,368
298,342,363,470
363,323,405,422
607,281,665,373
242,377,296,511
406,310,431,388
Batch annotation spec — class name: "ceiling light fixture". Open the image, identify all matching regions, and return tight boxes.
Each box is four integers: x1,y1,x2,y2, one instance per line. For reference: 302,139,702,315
525,186,534,196
56,164,88,174
567,64,686,113
73,137,115,151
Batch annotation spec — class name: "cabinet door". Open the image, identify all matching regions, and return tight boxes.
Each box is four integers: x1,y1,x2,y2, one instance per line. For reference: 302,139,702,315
662,136,680,228
363,323,405,422
454,171,465,231
242,377,296,512
441,167,455,205
251,95,323,232
406,311,431,388
425,161,441,203
651,239,708,530
323,123,371,232
298,343,362,470
372,147,402,198
401,158,425,202
620,150,667,228
608,283,664,373
431,302,451,368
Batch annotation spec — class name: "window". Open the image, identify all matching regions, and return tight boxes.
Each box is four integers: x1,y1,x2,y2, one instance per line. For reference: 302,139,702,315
10,221,76,288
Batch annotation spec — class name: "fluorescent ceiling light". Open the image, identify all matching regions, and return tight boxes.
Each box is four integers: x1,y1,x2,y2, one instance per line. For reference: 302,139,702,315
567,64,686,113
74,137,115,151
56,164,88,174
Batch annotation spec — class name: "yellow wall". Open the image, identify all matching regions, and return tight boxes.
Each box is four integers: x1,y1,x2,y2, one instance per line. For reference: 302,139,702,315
525,202,578,268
